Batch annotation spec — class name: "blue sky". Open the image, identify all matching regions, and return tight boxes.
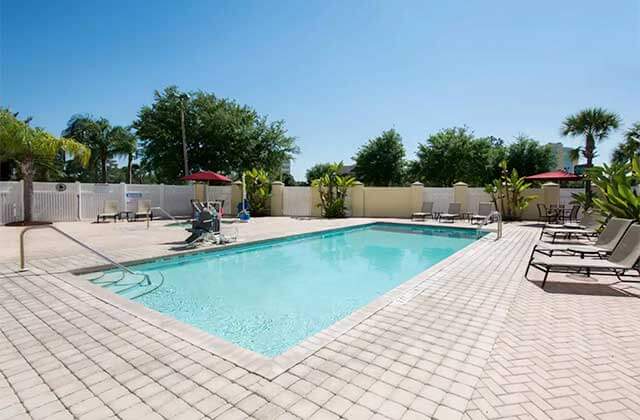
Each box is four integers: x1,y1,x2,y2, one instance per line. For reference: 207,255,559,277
2,0,638,180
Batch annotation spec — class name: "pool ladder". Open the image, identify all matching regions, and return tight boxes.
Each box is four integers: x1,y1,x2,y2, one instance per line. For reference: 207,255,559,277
477,211,502,240
19,225,164,299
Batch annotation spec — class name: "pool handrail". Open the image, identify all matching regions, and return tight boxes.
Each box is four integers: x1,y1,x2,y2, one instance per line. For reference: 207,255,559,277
19,224,151,285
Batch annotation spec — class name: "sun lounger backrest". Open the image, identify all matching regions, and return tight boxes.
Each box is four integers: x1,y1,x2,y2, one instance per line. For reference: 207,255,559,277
595,218,634,249
104,200,119,214
609,224,640,268
478,202,493,216
448,203,461,214
137,199,151,213
422,202,434,213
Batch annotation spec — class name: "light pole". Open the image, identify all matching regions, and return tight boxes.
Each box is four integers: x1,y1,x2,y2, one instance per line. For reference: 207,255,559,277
179,93,190,176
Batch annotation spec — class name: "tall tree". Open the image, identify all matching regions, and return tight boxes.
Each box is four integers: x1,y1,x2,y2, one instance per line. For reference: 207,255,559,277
506,135,555,176
132,86,299,183
62,115,136,183
562,107,621,204
353,129,406,186
411,127,505,186
306,163,333,185
612,122,640,165
0,109,89,222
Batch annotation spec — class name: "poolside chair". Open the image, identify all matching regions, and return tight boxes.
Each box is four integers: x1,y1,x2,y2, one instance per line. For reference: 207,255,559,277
533,218,634,258
412,202,434,221
471,202,494,225
525,223,640,288
537,203,557,223
439,203,461,223
134,200,153,221
97,200,119,223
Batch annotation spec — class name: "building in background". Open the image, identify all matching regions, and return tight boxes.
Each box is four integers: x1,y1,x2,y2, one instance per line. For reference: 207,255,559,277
546,142,578,173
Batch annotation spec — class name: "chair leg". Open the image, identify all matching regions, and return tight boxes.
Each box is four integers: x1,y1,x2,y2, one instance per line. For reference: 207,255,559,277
541,269,549,288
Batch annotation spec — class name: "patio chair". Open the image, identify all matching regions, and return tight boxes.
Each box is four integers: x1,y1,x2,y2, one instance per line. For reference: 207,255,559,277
97,200,119,223
536,203,558,223
540,225,598,243
533,218,634,258
525,223,640,288
134,200,153,221
439,203,461,223
412,202,434,221
471,202,494,225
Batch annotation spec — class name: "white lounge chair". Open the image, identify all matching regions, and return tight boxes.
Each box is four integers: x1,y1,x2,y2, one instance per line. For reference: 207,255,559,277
471,202,494,225
526,223,640,288
97,200,119,223
533,218,634,258
412,202,434,221
134,200,153,221
439,203,461,223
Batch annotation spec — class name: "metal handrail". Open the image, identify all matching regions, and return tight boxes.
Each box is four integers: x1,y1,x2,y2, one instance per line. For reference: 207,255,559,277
488,211,503,240
19,225,151,284
150,206,176,221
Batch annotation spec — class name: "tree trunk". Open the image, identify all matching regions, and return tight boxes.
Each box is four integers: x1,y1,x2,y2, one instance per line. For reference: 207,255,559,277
127,154,133,184
19,158,35,222
584,134,594,206
101,155,107,183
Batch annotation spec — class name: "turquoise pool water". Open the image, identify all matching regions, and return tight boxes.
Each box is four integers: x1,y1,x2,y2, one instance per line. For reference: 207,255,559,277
106,223,482,356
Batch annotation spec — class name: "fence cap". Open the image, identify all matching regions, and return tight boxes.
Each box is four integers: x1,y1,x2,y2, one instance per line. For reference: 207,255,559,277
272,181,284,186
453,181,468,187
411,181,424,187
352,181,364,186
232,180,243,185
542,182,559,187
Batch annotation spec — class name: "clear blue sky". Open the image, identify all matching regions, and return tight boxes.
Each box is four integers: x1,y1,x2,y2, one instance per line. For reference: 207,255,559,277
2,0,638,180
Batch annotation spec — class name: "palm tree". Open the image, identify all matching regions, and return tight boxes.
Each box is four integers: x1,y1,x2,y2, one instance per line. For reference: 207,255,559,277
561,107,621,205
612,122,640,165
110,127,138,184
0,109,90,222
62,115,134,183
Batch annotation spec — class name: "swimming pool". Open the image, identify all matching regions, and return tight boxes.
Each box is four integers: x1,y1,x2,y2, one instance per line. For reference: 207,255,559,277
101,223,483,357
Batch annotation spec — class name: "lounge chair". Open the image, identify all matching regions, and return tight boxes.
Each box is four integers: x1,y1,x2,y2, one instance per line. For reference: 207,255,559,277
439,203,461,223
412,202,434,221
471,202,494,225
134,200,153,221
533,218,634,258
525,223,640,288
97,200,119,223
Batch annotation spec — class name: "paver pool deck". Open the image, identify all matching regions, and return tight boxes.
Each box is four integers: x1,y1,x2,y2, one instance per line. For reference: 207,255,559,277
1,217,639,420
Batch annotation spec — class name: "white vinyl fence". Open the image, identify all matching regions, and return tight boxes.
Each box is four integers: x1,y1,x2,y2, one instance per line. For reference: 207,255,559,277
423,187,454,213
283,186,312,216
0,181,195,224
467,187,493,213
0,181,23,225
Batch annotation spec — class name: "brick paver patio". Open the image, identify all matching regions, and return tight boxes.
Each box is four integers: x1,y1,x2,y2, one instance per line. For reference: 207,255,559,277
1,218,639,419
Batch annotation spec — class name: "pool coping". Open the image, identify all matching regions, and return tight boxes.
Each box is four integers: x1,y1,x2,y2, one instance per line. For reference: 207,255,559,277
58,220,495,380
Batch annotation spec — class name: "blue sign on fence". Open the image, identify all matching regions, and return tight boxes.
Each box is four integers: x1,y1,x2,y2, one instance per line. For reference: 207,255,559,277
126,192,143,198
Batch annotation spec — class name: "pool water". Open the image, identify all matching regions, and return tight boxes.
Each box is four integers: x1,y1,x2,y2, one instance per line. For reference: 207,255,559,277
107,223,482,356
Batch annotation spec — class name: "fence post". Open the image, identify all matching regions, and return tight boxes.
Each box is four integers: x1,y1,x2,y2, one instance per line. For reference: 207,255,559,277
231,181,243,215
410,182,424,216
453,182,469,212
160,184,165,210
119,183,127,211
271,182,284,216
19,179,24,221
543,182,559,208
75,181,81,220
350,181,365,217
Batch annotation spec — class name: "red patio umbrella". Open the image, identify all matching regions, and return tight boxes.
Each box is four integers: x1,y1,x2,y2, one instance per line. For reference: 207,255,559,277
181,170,232,184
524,170,582,182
